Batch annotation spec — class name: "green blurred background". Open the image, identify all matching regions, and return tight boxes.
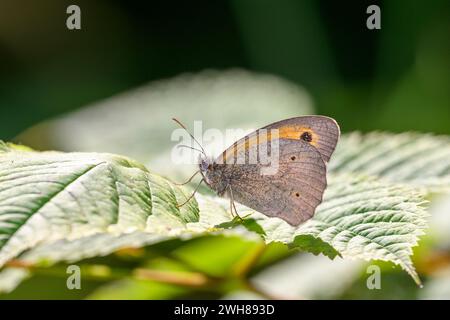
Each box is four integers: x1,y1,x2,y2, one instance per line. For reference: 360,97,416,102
1,0,449,140
1,0,450,300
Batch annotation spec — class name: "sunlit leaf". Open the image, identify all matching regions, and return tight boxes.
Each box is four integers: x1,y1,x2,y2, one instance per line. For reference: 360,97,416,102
331,132,450,192
0,142,428,291
289,235,340,259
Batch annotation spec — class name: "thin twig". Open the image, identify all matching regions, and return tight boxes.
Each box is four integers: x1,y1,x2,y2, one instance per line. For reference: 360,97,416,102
232,242,266,277
133,268,218,288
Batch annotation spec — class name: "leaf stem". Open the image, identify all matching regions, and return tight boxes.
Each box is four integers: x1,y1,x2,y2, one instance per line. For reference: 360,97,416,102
232,242,266,277
133,268,218,288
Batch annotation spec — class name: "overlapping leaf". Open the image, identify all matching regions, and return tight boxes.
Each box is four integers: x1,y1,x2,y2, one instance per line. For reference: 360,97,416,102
330,132,450,192
0,141,428,291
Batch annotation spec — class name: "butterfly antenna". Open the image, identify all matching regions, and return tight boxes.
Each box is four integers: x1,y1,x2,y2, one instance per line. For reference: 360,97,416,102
174,170,200,186
172,118,206,156
177,179,204,208
177,144,205,154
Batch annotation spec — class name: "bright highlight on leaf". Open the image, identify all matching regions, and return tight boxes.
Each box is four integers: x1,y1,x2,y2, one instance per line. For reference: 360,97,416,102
0,139,429,290
330,132,450,192
302,175,428,285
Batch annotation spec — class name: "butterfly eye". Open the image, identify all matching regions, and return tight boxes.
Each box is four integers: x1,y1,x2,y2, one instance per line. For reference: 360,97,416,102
200,159,209,171
300,131,313,142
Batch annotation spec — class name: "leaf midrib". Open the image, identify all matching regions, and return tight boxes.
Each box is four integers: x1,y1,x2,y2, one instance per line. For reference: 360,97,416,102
0,162,106,253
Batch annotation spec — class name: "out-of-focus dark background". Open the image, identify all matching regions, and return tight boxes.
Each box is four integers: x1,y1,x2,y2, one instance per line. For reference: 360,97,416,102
1,0,450,300
1,0,449,141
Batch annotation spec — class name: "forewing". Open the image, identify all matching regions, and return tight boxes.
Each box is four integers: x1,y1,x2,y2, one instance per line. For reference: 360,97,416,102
263,116,340,163
217,115,340,164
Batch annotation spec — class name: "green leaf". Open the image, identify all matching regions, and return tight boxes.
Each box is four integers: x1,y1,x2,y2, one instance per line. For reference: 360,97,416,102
289,235,340,259
244,174,428,285
0,141,7,152
0,142,33,153
0,142,428,291
330,132,450,192
87,279,190,300
301,175,428,285
0,144,200,268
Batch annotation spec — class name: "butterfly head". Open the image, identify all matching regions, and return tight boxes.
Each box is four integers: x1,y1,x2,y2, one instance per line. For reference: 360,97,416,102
199,155,212,183
198,155,227,194
199,155,216,182
199,156,212,172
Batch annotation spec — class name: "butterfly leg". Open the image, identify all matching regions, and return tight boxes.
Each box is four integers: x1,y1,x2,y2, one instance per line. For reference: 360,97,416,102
228,186,236,218
229,186,253,222
228,186,245,222
229,197,236,218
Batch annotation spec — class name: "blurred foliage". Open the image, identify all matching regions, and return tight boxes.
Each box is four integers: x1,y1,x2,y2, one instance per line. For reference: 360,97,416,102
0,141,432,288
0,0,450,300
1,0,449,139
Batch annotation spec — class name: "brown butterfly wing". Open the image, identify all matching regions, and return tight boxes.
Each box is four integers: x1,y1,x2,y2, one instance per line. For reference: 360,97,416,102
220,139,327,225
216,115,340,165
262,116,340,163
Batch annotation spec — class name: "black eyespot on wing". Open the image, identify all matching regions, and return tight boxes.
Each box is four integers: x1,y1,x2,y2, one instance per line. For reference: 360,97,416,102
300,131,313,142
295,192,300,197
290,156,296,161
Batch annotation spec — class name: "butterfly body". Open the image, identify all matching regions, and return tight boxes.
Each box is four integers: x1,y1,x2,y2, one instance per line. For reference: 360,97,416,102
199,158,229,196
198,116,340,226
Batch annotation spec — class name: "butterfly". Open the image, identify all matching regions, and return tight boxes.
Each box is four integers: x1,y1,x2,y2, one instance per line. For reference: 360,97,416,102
174,116,340,226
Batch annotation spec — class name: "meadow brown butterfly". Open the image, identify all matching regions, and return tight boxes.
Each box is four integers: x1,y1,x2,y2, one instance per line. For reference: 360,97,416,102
174,116,340,226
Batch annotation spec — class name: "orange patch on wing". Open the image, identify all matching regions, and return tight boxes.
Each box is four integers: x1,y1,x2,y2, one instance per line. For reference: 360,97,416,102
222,125,318,163
278,126,318,146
